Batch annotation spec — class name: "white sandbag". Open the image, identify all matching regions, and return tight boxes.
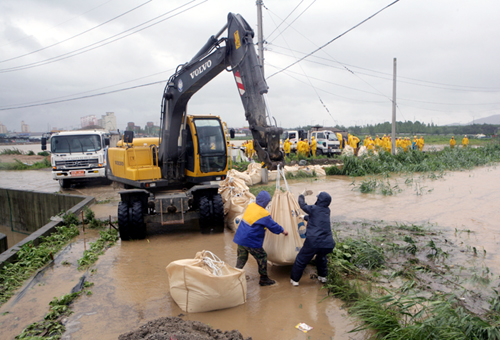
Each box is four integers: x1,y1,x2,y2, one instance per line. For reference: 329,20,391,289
357,146,368,156
166,250,247,313
267,170,278,181
284,165,299,176
312,165,326,176
227,169,252,187
226,194,254,231
342,145,354,156
263,166,306,265
246,162,262,185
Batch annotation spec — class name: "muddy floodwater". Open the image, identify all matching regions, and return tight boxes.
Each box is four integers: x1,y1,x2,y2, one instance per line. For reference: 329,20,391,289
1,164,500,339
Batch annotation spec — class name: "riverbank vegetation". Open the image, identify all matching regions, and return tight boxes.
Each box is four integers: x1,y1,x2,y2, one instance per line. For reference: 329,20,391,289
326,141,500,177
326,221,500,339
0,223,79,305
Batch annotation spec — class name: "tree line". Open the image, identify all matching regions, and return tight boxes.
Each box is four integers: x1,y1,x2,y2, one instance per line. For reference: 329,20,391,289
293,121,500,136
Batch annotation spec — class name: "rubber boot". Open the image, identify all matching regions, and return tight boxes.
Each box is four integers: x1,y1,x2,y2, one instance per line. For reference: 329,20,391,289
259,275,276,286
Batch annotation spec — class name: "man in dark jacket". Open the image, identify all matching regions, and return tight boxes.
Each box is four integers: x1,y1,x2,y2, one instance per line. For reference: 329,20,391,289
290,191,335,286
233,191,288,286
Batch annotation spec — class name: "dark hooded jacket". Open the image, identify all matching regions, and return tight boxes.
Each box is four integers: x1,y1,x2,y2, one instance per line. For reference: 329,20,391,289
299,192,335,249
233,191,284,248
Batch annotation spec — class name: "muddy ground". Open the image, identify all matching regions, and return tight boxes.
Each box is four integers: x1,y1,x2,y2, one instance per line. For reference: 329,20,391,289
1,163,500,339
0,154,47,164
118,316,251,340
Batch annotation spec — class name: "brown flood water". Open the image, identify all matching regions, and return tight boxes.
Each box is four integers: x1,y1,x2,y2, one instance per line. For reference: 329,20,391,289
1,165,499,339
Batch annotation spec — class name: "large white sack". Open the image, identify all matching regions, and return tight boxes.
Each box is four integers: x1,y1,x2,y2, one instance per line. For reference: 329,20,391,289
226,194,254,231
263,167,306,265
227,169,252,187
342,145,354,156
166,251,247,313
246,162,262,185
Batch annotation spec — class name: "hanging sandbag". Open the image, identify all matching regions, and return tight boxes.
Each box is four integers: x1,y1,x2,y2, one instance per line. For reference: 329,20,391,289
263,166,307,265
166,251,247,313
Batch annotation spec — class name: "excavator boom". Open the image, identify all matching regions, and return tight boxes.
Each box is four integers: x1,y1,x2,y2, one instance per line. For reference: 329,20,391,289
159,13,283,182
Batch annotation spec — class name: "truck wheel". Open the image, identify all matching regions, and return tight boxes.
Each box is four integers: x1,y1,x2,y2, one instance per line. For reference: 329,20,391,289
316,149,323,156
118,201,131,241
211,194,225,233
59,179,71,188
199,195,213,234
130,200,146,240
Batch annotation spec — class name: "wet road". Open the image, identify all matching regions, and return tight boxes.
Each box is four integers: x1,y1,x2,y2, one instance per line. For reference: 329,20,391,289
1,164,500,339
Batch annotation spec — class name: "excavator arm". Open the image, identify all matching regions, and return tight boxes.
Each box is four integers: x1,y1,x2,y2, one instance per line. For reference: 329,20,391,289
159,12,283,182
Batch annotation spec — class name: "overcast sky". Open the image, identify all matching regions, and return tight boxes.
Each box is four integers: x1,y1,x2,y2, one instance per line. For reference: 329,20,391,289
1,0,499,132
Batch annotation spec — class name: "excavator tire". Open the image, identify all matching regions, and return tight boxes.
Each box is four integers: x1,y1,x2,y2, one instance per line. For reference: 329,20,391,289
130,200,146,240
199,195,213,234
211,194,225,233
118,201,131,241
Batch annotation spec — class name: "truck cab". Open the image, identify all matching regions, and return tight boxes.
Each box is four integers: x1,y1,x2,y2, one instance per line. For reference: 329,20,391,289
282,129,306,152
42,130,111,188
308,130,341,156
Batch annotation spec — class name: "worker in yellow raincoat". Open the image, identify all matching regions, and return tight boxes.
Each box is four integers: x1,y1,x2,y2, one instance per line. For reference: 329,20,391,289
450,136,456,148
462,135,469,148
418,136,425,151
304,139,310,157
297,139,304,158
336,133,343,149
374,135,382,150
247,140,254,158
367,137,375,152
283,138,291,159
310,137,317,157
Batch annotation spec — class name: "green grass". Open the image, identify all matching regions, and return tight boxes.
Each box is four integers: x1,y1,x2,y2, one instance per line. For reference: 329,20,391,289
0,225,80,305
77,228,118,270
0,148,25,155
0,158,51,170
326,141,500,177
325,221,500,339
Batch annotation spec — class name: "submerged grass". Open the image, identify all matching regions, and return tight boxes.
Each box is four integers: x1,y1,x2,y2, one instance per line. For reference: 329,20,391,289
0,225,79,305
0,157,51,170
326,141,500,177
326,221,500,339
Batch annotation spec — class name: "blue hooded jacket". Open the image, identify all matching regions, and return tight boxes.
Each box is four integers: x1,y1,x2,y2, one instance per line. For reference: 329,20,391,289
233,191,284,248
299,192,335,249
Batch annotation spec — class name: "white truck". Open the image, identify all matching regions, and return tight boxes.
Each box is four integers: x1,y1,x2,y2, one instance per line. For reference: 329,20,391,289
41,130,112,188
282,129,341,156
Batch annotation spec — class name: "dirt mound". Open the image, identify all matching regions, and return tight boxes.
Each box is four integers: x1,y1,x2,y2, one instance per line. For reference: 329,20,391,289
118,316,252,340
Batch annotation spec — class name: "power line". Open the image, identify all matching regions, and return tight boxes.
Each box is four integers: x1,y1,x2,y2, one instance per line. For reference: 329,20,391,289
0,80,166,111
264,0,305,42
266,0,316,44
0,0,207,73
266,0,401,79
0,0,114,49
0,0,153,64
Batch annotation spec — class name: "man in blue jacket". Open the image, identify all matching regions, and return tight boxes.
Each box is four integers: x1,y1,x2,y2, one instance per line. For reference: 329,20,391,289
290,191,335,286
234,191,288,286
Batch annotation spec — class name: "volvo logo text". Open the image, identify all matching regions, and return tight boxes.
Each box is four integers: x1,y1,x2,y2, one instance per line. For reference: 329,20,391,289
190,60,212,79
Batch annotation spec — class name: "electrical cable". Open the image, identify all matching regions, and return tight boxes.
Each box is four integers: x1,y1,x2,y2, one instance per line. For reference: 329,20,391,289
0,80,166,111
0,0,114,49
0,0,153,64
0,0,208,73
266,0,400,79
266,0,316,44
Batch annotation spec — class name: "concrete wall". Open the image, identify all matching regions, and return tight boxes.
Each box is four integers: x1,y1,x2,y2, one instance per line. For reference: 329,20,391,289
0,188,85,233
0,189,94,268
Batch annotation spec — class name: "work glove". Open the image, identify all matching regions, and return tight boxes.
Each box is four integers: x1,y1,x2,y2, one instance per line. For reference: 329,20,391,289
300,189,313,196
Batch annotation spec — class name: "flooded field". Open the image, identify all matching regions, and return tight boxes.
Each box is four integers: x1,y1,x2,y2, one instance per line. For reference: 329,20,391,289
1,164,500,339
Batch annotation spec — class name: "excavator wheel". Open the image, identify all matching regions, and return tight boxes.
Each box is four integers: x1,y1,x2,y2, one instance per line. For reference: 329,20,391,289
130,200,146,240
211,194,225,233
199,195,213,234
118,201,131,241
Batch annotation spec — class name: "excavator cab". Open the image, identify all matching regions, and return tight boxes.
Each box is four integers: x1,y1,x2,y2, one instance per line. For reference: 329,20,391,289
107,12,283,239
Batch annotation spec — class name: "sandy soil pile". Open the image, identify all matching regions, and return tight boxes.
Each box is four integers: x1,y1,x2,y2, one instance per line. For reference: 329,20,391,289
118,316,252,340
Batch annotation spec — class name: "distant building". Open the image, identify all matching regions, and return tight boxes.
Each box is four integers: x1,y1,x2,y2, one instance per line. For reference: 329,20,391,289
0,121,7,134
81,115,97,128
21,120,30,133
127,122,135,131
97,112,117,132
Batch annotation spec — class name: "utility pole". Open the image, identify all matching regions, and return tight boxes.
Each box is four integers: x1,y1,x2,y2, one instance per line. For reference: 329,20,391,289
256,0,265,76
391,58,397,155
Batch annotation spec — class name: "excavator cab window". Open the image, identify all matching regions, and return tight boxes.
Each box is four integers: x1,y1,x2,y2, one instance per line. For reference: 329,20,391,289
193,118,227,173
185,125,195,172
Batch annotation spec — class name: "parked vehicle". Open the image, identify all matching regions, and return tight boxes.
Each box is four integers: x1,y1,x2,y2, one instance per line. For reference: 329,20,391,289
41,130,112,188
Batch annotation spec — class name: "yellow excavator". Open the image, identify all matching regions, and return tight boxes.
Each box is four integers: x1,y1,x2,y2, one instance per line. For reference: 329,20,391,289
106,13,284,240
